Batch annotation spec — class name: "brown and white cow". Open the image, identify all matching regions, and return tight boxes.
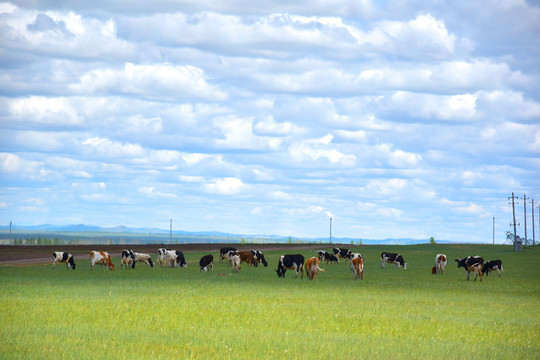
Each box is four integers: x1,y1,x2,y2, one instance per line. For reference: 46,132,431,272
351,257,364,280
52,251,76,270
90,251,115,270
237,251,258,267
434,254,447,275
305,257,324,280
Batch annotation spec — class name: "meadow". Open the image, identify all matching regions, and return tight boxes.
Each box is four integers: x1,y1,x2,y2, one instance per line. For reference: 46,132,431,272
0,244,539,359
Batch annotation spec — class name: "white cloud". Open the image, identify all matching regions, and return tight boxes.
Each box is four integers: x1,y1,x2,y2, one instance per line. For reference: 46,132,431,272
71,63,227,100
205,177,249,195
289,134,356,165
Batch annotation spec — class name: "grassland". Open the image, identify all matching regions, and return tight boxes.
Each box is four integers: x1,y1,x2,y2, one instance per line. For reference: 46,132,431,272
1,244,539,359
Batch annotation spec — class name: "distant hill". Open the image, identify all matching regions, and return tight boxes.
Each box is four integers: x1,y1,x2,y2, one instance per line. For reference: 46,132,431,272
0,223,445,245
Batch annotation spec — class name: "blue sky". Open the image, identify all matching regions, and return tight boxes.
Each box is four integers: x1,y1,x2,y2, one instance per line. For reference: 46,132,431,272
0,1,539,243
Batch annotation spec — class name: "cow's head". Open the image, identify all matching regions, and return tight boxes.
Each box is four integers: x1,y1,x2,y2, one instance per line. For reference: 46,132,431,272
109,263,115,271
455,257,465,268
276,265,285,278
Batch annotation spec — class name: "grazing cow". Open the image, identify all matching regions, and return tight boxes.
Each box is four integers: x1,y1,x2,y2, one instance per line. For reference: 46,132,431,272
319,250,339,264
90,251,115,271
250,250,268,267
333,247,351,260
305,257,324,280
237,251,258,267
455,256,484,281
52,251,76,270
133,252,154,268
165,249,187,268
276,254,304,278
220,247,237,262
482,260,503,277
157,248,168,267
231,254,241,273
344,252,362,263
199,254,214,272
381,252,407,270
121,250,136,269
434,254,447,275
351,257,364,280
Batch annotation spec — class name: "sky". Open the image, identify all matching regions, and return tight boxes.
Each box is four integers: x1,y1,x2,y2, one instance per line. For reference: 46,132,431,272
0,1,539,243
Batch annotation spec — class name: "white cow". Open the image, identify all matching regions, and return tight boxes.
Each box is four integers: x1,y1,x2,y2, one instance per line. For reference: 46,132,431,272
52,251,76,270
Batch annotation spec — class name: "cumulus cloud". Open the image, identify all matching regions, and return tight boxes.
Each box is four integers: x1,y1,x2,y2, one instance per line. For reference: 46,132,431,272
205,177,249,195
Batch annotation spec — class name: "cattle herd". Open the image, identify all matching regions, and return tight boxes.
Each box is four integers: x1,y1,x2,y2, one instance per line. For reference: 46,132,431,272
51,247,503,281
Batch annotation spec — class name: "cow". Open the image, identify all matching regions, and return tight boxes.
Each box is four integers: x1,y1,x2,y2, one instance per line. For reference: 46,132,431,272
220,247,237,262
121,250,136,269
133,252,154,268
237,251,258,267
251,250,268,267
52,251,76,270
333,247,351,260
276,254,304,278
231,254,241,273
157,248,168,267
344,252,362,263
319,250,339,264
351,257,364,280
90,251,115,271
199,254,213,272
305,257,324,280
434,254,447,275
482,260,503,277
165,249,187,268
381,252,407,270
455,256,484,281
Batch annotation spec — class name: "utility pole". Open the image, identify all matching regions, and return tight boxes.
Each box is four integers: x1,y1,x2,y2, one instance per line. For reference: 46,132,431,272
9,220,12,242
531,198,535,246
523,194,528,246
329,217,332,244
508,192,519,251
170,219,172,243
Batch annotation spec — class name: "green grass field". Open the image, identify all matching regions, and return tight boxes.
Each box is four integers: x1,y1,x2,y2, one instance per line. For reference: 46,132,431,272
1,244,539,359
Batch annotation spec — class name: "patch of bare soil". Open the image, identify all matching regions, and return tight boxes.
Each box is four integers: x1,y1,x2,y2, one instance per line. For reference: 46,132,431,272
0,243,331,265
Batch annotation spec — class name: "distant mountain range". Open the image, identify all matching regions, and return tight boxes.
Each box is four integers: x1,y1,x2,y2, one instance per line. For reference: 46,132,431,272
0,223,448,245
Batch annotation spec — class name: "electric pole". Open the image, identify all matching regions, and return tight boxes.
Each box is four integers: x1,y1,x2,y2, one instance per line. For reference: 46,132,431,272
9,220,12,242
508,192,519,251
532,198,535,246
524,194,528,246
170,219,172,243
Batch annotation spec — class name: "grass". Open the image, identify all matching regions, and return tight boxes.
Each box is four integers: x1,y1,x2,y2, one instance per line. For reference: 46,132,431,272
1,244,539,359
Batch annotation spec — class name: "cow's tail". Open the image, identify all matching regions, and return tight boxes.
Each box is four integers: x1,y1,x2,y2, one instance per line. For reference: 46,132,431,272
318,266,325,272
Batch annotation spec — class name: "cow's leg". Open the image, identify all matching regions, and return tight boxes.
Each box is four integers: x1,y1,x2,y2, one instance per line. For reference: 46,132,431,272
381,260,385,268
466,271,470,281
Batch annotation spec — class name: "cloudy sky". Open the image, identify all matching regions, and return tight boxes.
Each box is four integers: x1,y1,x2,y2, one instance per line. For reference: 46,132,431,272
1,1,539,243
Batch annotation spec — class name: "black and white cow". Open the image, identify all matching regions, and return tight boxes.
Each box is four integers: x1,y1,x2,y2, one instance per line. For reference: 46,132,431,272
455,256,484,281
52,251,76,270
344,252,362,263
482,259,503,277
133,252,154,268
276,254,304,278
157,248,168,267
199,254,214,272
166,250,187,268
381,252,407,270
121,250,136,269
220,247,237,262
318,250,339,264
250,250,268,267
333,247,351,260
